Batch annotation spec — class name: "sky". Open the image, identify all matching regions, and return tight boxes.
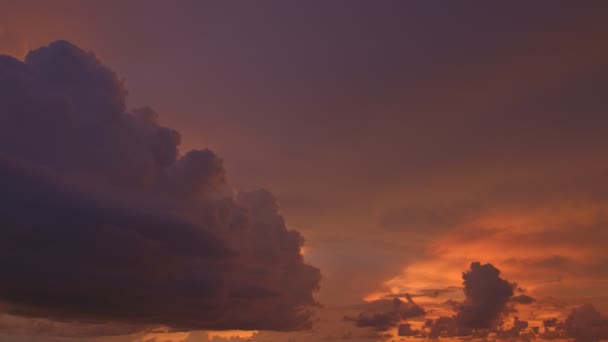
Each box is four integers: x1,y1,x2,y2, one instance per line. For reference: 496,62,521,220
1,1,608,341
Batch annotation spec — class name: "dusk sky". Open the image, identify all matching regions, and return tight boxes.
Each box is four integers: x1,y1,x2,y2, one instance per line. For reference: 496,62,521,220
1,1,608,341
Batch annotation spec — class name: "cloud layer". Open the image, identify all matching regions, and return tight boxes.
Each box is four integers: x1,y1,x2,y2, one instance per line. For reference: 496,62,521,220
344,295,424,332
0,41,320,334
417,262,516,338
349,261,608,341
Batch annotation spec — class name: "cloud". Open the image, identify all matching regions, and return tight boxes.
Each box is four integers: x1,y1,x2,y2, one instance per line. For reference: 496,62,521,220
456,262,515,329
349,255,607,342
511,295,535,305
493,316,532,340
396,323,419,337
417,262,517,338
380,286,461,300
539,305,608,341
344,295,424,332
543,317,559,329
0,313,142,339
0,41,320,334
564,304,608,342
348,263,518,338
423,316,470,338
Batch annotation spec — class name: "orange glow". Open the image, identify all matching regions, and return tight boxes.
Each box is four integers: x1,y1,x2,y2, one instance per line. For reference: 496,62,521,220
365,206,608,325
135,331,190,342
207,330,258,339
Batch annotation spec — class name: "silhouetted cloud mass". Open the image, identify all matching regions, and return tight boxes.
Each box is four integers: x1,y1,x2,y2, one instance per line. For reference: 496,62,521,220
346,262,608,341
345,262,516,337
540,305,608,341
344,295,424,332
419,262,517,338
457,262,514,329
0,41,320,333
564,304,608,342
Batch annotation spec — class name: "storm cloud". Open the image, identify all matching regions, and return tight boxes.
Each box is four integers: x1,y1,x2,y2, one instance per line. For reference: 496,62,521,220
0,41,320,333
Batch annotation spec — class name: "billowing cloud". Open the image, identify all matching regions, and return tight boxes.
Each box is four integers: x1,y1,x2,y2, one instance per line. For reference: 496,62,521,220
0,41,320,334
416,262,514,338
457,262,514,329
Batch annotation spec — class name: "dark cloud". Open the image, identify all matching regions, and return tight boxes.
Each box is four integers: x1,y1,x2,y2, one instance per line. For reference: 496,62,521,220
511,295,535,305
0,41,320,333
443,299,463,312
397,323,419,337
349,262,608,341
543,318,559,329
564,304,608,342
423,316,471,338
381,286,461,300
420,262,516,338
0,313,141,338
494,316,532,340
422,315,538,340
457,262,514,329
344,295,424,332
540,305,608,341
346,263,517,337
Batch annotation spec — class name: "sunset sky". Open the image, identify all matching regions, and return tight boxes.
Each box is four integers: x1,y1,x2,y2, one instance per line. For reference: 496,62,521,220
1,1,608,341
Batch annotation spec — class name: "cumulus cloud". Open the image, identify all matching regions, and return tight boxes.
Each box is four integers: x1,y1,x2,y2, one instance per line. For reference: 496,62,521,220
456,262,514,329
349,262,608,341
418,262,516,338
564,304,608,342
345,262,516,337
539,305,608,341
0,41,320,334
344,295,424,332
